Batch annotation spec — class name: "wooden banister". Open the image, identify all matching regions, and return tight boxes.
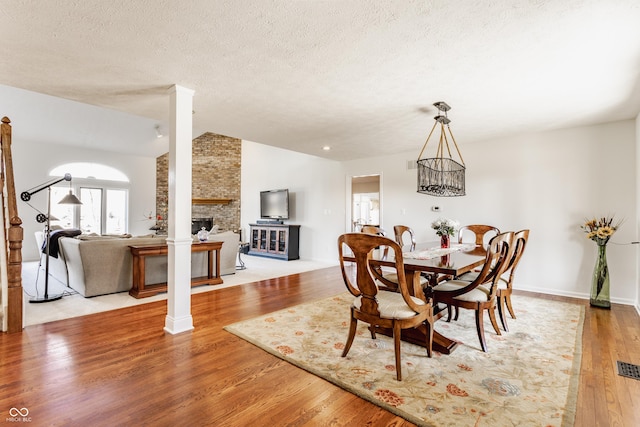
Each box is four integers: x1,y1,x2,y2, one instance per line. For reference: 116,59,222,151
1,116,23,333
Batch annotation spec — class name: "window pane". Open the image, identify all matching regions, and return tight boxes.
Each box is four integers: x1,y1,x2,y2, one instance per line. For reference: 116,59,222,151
106,189,127,234
50,187,75,229
80,188,102,234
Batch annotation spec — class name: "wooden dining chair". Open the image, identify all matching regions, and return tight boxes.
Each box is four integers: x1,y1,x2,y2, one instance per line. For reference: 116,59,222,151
431,231,514,352
362,225,428,290
393,225,417,251
458,224,500,247
338,233,433,381
493,229,529,331
360,225,386,236
360,225,397,290
457,229,529,331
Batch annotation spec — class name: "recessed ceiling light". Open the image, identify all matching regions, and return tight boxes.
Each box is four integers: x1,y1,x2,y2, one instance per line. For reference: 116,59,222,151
322,146,331,151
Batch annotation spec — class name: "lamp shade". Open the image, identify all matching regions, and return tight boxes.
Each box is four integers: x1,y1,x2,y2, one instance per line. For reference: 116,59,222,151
58,191,82,205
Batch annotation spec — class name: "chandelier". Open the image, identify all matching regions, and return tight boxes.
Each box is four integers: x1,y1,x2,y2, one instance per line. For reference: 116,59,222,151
417,102,466,197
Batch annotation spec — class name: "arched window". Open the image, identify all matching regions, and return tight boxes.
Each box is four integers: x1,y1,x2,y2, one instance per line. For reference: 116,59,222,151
49,163,129,234
50,163,129,182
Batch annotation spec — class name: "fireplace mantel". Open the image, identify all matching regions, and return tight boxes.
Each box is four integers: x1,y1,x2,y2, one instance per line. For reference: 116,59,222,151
192,198,232,205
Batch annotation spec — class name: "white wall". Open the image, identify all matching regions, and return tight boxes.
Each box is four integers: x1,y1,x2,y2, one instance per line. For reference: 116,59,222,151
241,141,344,262
13,141,156,261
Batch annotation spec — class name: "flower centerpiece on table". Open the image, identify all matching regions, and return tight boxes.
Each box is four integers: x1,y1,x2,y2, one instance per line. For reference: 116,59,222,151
431,218,459,248
580,215,621,308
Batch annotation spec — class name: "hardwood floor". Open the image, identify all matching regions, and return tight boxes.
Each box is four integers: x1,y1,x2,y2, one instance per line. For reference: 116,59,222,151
1,266,639,426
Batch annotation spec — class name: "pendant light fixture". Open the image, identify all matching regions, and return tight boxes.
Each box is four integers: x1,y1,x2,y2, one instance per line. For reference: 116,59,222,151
417,101,466,197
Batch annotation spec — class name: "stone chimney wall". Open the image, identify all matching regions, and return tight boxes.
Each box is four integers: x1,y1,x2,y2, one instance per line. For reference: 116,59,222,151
155,132,241,233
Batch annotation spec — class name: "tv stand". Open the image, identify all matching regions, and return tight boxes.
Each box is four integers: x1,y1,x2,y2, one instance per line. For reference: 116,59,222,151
248,224,300,260
256,219,284,225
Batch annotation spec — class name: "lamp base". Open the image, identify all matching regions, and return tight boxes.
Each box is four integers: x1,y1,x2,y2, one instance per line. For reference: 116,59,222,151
29,294,64,303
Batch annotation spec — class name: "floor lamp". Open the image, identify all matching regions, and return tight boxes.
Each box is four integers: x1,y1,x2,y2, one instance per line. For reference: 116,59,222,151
20,173,82,303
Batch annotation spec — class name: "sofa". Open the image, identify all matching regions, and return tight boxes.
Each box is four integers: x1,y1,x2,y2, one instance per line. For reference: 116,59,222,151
35,230,239,297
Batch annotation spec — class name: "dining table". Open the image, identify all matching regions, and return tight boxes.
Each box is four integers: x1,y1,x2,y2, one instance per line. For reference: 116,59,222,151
344,241,487,354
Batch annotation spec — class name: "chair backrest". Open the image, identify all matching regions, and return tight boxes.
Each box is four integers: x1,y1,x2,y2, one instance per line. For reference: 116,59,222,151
338,233,426,315
501,229,529,285
445,231,514,298
393,225,416,251
361,225,386,236
361,225,388,258
458,224,500,246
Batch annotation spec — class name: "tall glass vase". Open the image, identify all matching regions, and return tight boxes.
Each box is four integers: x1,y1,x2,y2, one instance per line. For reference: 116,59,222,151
590,243,611,308
440,234,450,249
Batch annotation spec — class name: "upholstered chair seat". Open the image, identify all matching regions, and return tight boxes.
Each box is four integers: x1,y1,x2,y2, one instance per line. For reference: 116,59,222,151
353,291,426,319
381,272,429,287
433,280,492,302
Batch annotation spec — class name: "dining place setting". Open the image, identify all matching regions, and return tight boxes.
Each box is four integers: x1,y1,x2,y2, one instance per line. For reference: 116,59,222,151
338,220,529,381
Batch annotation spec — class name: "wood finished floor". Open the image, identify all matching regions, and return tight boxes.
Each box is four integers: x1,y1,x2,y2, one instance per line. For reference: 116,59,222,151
1,266,639,426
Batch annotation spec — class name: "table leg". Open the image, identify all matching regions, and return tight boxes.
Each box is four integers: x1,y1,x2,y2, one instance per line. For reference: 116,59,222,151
131,254,140,295
375,324,458,355
207,249,213,280
214,247,220,279
130,253,147,298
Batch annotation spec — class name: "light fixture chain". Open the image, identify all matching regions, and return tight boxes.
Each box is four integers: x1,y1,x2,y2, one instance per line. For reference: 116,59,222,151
417,120,439,161
446,124,465,166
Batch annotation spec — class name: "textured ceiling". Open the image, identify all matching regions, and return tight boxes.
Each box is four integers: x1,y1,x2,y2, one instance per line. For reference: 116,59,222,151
1,0,640,160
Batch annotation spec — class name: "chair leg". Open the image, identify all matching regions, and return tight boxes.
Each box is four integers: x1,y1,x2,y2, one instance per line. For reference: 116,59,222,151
475,309,488,352
454,306,460,321
393,321,402,381
424,318,433,358
446,304,453,322
488,304,501,336
505,293,516,319
497,295,509,332
341,314,358,357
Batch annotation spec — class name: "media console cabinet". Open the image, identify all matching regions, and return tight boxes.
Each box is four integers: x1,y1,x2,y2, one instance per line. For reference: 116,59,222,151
248,223,300,260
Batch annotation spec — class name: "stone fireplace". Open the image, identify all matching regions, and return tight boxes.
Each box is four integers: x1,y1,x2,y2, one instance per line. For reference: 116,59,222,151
155,132,241,234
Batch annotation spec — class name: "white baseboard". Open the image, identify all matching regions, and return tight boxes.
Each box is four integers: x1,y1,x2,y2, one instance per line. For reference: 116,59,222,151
514,284,637,307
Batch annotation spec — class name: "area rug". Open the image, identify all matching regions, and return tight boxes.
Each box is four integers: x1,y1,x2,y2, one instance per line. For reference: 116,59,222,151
224,293,584,427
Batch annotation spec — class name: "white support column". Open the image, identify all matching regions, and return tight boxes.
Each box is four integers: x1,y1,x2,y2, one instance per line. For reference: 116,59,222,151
164,84,195,334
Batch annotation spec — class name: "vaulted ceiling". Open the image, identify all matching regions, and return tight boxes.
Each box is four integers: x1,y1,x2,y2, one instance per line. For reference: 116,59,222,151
1,1,640,160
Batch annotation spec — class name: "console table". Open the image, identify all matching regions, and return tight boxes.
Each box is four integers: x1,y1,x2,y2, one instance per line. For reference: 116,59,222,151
129,241,223,298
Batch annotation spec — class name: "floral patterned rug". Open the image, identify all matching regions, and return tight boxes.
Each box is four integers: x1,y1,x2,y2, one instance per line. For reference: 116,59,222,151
224,293,583,427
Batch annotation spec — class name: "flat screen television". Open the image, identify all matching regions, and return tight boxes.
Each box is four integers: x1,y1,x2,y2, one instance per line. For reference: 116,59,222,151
260,189,289,220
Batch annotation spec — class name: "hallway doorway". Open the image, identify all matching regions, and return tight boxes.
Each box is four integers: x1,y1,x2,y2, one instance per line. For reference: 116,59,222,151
350,174,381,232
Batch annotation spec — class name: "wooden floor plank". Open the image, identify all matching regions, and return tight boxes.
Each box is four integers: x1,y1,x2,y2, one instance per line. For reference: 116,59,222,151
1,267,639,426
